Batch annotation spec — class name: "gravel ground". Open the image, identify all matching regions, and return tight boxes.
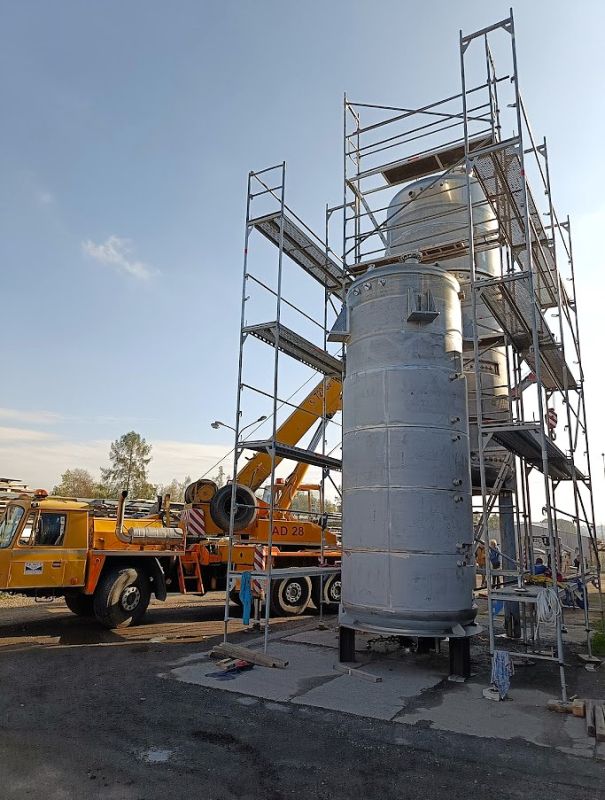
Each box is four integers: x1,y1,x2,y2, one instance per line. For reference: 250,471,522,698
0,591,38,608
0,594,604,799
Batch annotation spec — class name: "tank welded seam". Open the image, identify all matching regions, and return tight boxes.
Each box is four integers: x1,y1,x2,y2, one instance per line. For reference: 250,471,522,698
343,548,468,555
342,486,468,492
344,423,469,432
349,265,461,282
341,611,476,620
386,419,392,611
346,329,463,347
346,367,461,381
344,364,463,376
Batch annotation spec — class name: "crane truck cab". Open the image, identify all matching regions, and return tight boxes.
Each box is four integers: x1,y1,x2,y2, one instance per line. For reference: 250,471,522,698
0,490,186,628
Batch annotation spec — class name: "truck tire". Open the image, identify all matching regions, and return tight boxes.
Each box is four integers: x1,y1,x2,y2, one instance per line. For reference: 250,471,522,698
311,573,341,614
93,566,151,629
210,484,257,532
270,576,312,617
64,592,95,617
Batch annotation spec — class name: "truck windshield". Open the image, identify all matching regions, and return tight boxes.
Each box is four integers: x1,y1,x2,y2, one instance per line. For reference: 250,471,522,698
0,505,25,548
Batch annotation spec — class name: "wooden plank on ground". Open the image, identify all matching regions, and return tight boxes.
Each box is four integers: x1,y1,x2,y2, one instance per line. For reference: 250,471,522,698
210,642,288,668
547,699,572,714
595,704,605,743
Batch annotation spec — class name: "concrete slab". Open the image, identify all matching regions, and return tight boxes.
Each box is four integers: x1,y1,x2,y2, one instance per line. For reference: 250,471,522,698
394,681,595,756
291,656,443,720
162,621,604,759
168,641,340,702
166,635,446,721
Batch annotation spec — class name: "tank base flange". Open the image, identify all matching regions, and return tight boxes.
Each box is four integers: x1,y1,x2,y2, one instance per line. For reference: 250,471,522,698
339,605,481,640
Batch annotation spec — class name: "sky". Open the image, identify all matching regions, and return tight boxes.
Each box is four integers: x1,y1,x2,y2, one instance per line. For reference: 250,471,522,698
1,1,605,517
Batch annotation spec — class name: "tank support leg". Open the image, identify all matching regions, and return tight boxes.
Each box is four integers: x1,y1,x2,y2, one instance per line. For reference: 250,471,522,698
339,626,356,662
416,637,436,654
500,489,521,639
449,638,471,679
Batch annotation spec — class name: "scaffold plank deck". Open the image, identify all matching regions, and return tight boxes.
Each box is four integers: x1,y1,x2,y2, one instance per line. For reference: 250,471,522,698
242,440,342,471
358,133,494,186
345,238,498,277
249,211,346,298
228,565,341,581
487,424,585,481
472,142,565,309
243,322,344,377
481,277,577,391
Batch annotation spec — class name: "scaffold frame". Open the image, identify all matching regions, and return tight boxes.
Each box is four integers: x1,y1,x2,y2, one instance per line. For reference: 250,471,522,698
223,164,345,652
338,9,602,699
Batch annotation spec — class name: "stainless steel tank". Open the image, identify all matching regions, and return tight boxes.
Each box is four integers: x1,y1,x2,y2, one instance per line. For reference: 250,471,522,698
338,260,477,637
385,172,510,487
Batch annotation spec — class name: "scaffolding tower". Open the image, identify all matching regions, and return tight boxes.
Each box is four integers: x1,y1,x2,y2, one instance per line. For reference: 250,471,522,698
460,13,602,699
223,164,344,651
338,11,602,698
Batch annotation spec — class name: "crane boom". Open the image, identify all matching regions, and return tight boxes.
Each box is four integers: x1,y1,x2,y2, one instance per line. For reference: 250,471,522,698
275,418,330,510
236,377,341,492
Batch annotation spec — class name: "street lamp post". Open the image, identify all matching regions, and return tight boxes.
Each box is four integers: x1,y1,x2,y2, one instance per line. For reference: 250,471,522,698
211,416,267,437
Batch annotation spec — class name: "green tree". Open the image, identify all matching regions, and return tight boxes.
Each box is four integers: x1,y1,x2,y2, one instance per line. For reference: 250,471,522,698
52,468,99,498
540,517,577,536
100,431,154,499
473,513,499,532
212,466,226,488
324,498,339,514
155,475,191,503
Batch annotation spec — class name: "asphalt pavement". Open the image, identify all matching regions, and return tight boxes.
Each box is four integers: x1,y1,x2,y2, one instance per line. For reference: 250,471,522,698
0,595,603,800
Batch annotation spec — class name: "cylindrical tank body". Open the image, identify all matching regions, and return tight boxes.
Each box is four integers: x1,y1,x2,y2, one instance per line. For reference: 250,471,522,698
385,172,510,487
339,261,476,637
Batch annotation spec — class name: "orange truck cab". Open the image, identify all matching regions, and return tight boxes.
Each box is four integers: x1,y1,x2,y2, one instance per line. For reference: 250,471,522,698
0,489,342,625
0,491,204,628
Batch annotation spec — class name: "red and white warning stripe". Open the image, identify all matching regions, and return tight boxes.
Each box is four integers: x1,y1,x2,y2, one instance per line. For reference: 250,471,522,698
252,544,269,597
181,506,206,537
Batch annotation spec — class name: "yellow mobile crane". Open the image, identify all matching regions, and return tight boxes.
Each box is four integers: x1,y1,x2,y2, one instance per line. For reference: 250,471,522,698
181,376,343,614
0,379,343,627
185,377,341,531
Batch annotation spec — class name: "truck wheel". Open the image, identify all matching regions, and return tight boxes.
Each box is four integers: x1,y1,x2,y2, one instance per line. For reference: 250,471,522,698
209,484,257,532
93,566,151,629
270,577,312,617
64,593,95,617
311,573,341,614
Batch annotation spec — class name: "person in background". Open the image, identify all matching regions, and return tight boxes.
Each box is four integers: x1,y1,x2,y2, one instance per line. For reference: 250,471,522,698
532,556,561,582
533,557,548,576
489,538,501,588
573,549,580,570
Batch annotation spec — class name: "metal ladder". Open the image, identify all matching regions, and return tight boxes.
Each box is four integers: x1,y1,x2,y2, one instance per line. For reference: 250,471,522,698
177,553,204,594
